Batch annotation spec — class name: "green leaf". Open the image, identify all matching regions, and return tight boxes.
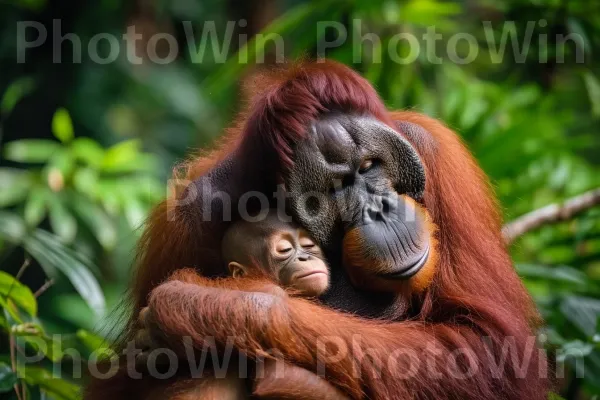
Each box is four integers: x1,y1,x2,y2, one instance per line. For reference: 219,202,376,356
0,271,37,316
24,229,105,316
557,340,594,361
0,362,18,393
0,77,35,116
123,195,146,229
69,198,117,250
0,181,29,208
20,366,79,400
560,296,600,337
516,264,587,286
135,176,163,202
3,139,61,163
0,168,31,190
0,168,32,207
0,212,26,243
15,328,65,363
70,137,105,168
0,295,24,326
77,329,108,352
72,168,98,198
101,139,141,172
47,149,75,177
24,187,49,227
97,181,121,214
51,108,74,143
47,196,77,243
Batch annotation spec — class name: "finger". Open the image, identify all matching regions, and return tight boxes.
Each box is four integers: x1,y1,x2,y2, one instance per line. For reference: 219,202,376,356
254,360,349,400
138,307,150,327
135,329,153,350
135,350,150,369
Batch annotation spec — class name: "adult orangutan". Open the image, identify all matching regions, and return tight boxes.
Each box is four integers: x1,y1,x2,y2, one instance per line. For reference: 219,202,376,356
85,60,548,399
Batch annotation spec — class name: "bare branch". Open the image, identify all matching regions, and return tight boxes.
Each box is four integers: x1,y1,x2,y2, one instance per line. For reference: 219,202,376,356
34,279,55,298
503,188,600,244
14,257,30,281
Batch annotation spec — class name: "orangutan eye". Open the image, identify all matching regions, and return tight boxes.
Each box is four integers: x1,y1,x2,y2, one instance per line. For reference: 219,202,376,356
299,238,315,249
276,240,293,254
359,159,374,173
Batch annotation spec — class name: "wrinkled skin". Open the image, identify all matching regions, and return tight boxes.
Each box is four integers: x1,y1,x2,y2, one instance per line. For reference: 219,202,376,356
286,114,433,313
223,212,330,297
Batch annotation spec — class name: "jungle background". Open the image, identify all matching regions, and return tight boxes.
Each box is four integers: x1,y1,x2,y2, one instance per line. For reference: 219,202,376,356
0,0,599,398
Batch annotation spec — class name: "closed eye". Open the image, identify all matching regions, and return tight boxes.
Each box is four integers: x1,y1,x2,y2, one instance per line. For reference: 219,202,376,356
275,239,294,255
359,158,379,173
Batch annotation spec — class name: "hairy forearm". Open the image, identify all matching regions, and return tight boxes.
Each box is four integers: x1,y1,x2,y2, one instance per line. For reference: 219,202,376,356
148,279,542,399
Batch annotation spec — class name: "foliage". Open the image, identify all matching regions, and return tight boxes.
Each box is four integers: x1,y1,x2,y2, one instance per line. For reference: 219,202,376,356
1,0,599,398
0,105,161,396
0,269,108,399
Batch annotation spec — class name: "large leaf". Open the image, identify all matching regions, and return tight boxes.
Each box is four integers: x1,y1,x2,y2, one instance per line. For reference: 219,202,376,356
0,271,37,316
516,264,588,286
560,296,600,337
69,197,117,250
24,186,50,227
23,229,105,316
47,196,77,243
3,139,61,163
0,211,26,243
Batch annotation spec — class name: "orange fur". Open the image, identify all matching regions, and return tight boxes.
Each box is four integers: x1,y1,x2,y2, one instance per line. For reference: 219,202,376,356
85,61,547,400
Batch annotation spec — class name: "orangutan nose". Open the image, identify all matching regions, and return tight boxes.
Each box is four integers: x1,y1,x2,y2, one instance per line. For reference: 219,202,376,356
297,253,310,262
362,195,396,224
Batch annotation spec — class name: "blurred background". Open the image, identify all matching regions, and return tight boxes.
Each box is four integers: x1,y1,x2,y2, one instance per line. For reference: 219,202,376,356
0,0,599,398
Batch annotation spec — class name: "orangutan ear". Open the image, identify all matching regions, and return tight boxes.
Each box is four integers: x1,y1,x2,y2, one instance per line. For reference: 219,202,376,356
228,262,248,279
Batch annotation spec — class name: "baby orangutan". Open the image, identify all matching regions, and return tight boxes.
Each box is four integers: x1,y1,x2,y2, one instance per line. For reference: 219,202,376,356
222,211,330,298
136,211,347,400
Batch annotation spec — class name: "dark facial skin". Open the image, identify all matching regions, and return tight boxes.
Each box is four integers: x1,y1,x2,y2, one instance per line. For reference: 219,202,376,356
222,213,330,297
285,113,430,296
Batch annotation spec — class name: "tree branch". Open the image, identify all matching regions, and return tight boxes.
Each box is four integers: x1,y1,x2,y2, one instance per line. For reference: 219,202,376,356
502,188,600,244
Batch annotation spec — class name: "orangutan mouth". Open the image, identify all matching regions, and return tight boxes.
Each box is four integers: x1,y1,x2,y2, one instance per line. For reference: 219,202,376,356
379,244,430,279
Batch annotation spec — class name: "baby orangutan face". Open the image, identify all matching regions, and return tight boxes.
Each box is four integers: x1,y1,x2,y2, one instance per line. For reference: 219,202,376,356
222,214,330,297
